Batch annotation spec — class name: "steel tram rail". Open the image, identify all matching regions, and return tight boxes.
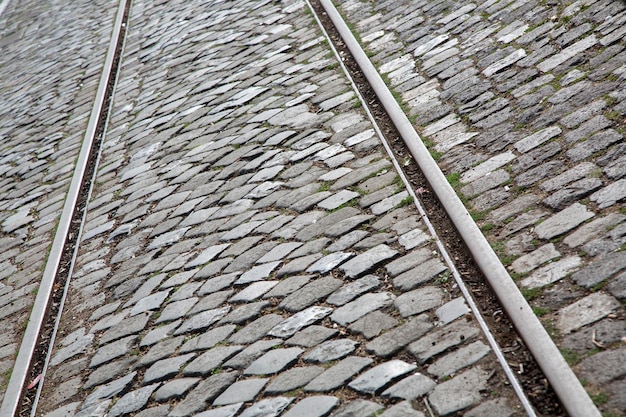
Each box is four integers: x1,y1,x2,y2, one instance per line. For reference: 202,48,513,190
0,0,130,415
310,0,601,416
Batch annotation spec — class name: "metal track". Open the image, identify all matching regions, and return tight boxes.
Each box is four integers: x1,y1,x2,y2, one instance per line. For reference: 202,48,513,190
310,1,602,417
0,1,130,415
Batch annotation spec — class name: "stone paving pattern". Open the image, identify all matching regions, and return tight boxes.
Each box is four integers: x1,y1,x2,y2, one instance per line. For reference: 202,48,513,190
336,0,626,413
0,0,117,402
33,0,529,416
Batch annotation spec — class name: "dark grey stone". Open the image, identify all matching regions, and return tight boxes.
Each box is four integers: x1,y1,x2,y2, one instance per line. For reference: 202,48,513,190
330,292,395,325
174,306,231,335
427,341,491,378
194,403,242,417
137,336,185,368
263,275,312,299
90,336,136,368
218,301,270,325
99,313,150,345
83,372,136,409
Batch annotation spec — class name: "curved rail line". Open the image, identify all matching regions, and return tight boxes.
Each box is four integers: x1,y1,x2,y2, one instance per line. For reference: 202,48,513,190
1,1,603,416
0,0,130,415
311,1,600,416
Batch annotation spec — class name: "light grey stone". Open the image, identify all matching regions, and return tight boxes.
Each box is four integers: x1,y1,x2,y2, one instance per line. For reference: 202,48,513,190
305,356,373,392
282,396,339,417
269,306,334,338
534,203,595,240
557,292,621,333
394,286,444,317
520,256,583,289
428,367,490,415
427,341,490,378
213,378,268,406
107,384,160,417
382,373,436,400
327,275,380,306
331,292,396,325
303,339,358,363
244,347,303,375
436,297,471,324
239,397,293,417
349,360,417,394
339,245,398,277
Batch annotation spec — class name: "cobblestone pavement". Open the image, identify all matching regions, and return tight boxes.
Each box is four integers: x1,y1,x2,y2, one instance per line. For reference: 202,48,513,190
34,0,531,416
0,0,117,402
336,0,626,414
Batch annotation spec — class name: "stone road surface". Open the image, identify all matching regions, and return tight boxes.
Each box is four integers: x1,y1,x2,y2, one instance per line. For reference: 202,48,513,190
337,0,626,414
1,0,624,416
0,0,117,403
32,0,526,416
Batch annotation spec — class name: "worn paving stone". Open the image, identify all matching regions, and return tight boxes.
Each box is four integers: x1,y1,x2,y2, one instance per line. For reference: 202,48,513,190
265,366,325,394
303,339,358,363
520,256,583,289
244,347,303,375
169,371,238,417
330,292,396,325
556,292,621,334
534,202,595,240
331,400,383,417
366,315,433,357
183,345,243,376
279,276,343,312
305,356,374,392
213,378,269,406
107,384,160,417
382,373,436,400
339,244,398,278
238,397,293,417
428,367,490,415
269,306,334,338
285,325,338,347
281,396,339,417
427,341,491,378
154,378,199,402
144,353,195,384
326,275,380,306
349,360,417,394
394,286,444,318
